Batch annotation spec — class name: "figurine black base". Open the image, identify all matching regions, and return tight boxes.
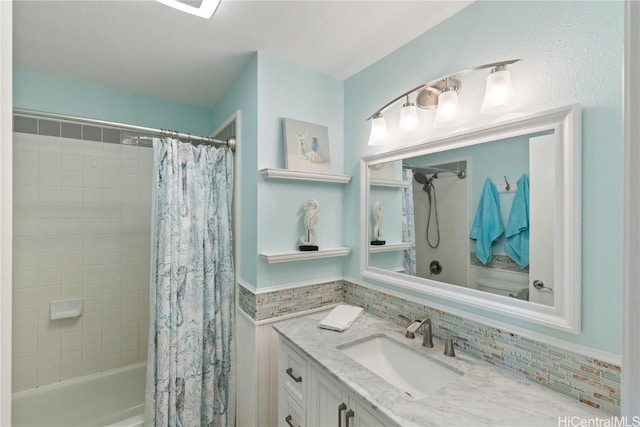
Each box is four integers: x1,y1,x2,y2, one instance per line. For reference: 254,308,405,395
371,240,386,246
299,245,319,251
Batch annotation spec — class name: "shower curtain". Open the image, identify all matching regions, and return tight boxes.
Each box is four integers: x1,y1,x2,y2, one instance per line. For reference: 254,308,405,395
402,169,417,276
145,138,235,427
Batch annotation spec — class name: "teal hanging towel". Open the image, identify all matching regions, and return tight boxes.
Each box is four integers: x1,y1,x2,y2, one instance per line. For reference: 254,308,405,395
504,174,530,268
470,178,505,264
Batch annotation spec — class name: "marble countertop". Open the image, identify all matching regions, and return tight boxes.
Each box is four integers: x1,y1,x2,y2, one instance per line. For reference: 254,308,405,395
273,310,605,427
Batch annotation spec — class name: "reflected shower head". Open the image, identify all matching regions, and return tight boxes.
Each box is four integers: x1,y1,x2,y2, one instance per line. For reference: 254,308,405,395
414,171,428,184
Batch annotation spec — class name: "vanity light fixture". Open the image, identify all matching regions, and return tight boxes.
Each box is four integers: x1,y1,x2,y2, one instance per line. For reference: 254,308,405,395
480,65,520,114
367,112,390,146
154,0,221,19
366,59,521,145
433,83,464,128
399,95,420,133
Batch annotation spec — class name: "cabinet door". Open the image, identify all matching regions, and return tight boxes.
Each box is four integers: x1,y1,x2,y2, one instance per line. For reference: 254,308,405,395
308,367,347,427
348,399,387,427
280,342,308,409
279,390,307,427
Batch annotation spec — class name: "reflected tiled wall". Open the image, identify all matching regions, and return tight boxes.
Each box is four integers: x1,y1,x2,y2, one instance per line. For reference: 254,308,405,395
12,119,152,392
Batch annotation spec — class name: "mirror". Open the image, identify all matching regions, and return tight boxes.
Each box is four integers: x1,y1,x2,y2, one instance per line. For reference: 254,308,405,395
360,105,581,333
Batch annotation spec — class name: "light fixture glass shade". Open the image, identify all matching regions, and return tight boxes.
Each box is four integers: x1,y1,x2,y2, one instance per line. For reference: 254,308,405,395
155,0,221,19
399,102,420,133
480,69,519,114
367,114,389,146
433,90,464,128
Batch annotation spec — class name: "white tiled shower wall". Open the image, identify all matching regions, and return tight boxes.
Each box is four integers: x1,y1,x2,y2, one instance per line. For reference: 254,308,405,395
12,131,152,392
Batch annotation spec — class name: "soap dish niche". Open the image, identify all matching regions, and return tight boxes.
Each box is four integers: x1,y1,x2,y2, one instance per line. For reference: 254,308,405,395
50,298,83,320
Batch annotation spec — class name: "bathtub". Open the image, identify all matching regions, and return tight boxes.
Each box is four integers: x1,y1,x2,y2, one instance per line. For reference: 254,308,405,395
12,362,146,427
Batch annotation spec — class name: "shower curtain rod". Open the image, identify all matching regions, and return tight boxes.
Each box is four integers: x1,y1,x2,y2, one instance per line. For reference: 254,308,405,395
13,109,236,152
403,164,463,175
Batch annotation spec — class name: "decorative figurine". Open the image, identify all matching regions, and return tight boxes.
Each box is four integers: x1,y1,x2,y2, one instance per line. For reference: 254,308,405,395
295,130,324,163
300,198,320,251
296,130,308,158
371,200,386,245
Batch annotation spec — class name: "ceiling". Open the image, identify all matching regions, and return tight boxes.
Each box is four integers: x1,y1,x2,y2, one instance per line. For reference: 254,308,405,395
13,0,473,108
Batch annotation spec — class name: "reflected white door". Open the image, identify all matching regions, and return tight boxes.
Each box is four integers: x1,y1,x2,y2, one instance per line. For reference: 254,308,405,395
529,134,556,306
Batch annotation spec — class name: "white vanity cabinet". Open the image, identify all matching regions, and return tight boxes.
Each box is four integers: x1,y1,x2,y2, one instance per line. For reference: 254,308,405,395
279,340,389,427
308,367,386,427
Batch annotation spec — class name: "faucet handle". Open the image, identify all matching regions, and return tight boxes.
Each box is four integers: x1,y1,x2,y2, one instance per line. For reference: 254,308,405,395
398,314,412,325
404,320,420,339
444,335,467,357
404,317,431,340
398,315,418,338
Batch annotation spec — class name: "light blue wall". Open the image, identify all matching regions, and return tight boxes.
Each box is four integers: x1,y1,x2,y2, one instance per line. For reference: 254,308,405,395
211,54,259,286
344,1,623,354
255,54,345,288
13,53,346,291
13,69,214,134
12,1,624,355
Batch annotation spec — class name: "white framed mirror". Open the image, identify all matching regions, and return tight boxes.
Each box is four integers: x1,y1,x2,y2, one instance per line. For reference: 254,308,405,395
360,105,581,333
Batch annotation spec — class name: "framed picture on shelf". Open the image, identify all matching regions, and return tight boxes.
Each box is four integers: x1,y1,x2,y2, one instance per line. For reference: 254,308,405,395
368,161,398,180
282,118,332,174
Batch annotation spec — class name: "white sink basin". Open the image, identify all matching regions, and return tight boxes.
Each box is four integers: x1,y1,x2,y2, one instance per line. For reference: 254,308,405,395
339,334,462,399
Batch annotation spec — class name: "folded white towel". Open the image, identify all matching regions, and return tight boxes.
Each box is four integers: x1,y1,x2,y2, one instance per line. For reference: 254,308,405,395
319,304,364,332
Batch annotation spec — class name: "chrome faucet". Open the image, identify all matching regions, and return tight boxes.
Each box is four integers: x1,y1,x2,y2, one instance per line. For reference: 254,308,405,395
420,318,434,348
398,315,434,348
444,336,468,357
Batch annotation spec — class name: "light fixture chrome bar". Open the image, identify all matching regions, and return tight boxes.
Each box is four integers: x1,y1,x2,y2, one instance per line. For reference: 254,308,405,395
13,108,236,151
366,59,521,121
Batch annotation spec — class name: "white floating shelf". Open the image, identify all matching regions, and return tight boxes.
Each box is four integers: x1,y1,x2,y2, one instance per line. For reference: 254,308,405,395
260,168,351,184
370,178,410,188
369,242,411,253
259,247,351,263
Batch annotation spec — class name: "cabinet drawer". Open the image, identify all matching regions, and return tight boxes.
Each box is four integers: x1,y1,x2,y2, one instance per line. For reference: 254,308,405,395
279,389,307,427
280,342,307,408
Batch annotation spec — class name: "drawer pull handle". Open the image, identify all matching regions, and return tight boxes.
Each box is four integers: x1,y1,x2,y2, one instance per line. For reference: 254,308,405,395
285,414,295,427
286,367,302,383
338,403,347,427
345,409,355,427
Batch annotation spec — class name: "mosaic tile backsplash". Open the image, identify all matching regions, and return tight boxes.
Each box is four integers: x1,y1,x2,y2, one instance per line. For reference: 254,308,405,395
240,280,621,416
341,281,621,416
240,280,342,322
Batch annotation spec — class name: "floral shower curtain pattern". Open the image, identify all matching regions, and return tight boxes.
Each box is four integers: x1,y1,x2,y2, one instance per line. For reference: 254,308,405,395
145,138,235,427
402,168,417,276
